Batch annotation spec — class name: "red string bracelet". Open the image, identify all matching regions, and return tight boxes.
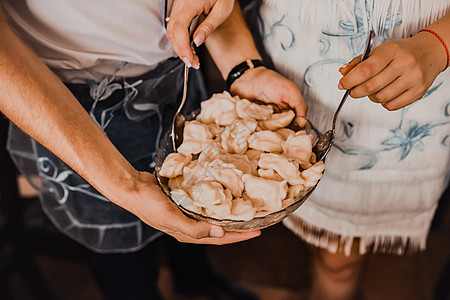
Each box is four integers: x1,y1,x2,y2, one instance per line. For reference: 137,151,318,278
419,28,449,71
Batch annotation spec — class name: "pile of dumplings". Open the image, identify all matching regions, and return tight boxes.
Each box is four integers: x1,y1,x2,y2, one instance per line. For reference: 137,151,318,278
159,91,325,221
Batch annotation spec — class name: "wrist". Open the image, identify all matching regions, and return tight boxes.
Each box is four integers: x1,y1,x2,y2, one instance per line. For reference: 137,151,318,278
415,29,449,72
226,59,267,90
98,165,142,208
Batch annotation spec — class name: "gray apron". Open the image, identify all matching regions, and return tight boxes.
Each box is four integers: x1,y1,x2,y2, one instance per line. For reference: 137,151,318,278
7,58,208,253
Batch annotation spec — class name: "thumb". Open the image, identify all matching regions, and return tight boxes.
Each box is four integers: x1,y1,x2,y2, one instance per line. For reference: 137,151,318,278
175,215,225,240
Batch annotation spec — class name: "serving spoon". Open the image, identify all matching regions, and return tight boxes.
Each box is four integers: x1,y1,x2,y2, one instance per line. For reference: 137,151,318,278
171,17,199,151
313,30,374,161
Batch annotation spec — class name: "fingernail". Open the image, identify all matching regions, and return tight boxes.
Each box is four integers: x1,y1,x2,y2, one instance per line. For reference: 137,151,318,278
340,63,350,69
337,82,344,90
194,33,205,47
182,57,191,68
209,226,224,238
192,62,200,70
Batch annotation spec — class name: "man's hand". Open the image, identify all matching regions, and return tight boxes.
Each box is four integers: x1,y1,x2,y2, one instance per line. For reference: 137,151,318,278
128,172,261,244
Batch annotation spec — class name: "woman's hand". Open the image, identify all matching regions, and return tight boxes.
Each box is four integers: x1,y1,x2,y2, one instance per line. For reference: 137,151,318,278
338,32,447,111
230,66,308,125
166,0,235,69
126,172,261,244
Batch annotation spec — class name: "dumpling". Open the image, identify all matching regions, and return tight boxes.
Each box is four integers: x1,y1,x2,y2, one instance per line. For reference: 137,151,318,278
221,119,257,154
168,175,184,190
258,110,295,130
198,141,224,163
203,188,233,219
301,161,325,187
182,161,209,186
236,99,273,120
242,192,263,208
177,120,214,156
257,168,284,181
248,130,284,152
242,174,288,212
275,128,295,140
196,91,237,126
281,131,313,169
245,149,263,161
170,189,203,214
258,153,305,185
218,153,258,175
159,153,191,178
207,123,224,138
229,198,257,221
204,161,244,197
183,120,213,142
287,184,306,199
177,140,205,156
190,181,229,207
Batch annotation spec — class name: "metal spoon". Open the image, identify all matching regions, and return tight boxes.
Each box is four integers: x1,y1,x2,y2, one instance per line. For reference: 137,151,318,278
171,64,189,151
171,17,199,151
313,30,374,161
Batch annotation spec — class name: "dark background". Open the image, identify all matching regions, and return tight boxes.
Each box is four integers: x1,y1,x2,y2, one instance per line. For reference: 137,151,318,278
1,1,449,299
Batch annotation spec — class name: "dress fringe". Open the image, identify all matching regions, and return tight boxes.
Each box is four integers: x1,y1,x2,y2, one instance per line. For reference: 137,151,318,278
283,218,427,256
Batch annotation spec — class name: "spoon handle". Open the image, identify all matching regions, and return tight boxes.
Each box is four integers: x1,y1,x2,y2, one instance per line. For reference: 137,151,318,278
331,31,373,133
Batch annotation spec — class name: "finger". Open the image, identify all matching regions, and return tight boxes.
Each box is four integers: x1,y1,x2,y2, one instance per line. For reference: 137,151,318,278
166,5,200,68
192,0,235,47
277,78,308,117
165,209,225,240
184,229,261,245
286,91,308,117
381,89,420,111
350,62,399,98
339,48,393,90
339,55,361,76
366,76,409,104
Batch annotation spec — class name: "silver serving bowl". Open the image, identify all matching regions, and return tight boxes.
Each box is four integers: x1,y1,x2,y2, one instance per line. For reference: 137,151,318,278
155,108,322,231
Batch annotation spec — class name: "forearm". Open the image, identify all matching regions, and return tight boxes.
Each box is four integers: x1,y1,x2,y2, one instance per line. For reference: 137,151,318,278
0,14,139,208
204,1,261,79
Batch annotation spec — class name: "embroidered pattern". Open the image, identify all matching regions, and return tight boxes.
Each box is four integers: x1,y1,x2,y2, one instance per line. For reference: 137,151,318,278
334,83,450,169
260,14,295,51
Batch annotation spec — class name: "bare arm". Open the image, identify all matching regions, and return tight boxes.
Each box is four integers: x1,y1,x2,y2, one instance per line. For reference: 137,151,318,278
0,9,260,244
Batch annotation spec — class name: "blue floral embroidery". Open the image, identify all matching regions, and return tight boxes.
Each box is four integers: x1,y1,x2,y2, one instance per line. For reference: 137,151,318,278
319,38,331,56
342,120,354,139
381,121,435,160
335,83,450,169
303,0,402,87
260,14,295,51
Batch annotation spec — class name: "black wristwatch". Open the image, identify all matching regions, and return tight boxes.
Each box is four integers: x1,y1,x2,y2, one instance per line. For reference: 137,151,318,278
226,59,266,89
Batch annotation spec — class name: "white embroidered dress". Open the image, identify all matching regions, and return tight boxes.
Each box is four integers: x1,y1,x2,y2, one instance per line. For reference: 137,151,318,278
259,0,450,255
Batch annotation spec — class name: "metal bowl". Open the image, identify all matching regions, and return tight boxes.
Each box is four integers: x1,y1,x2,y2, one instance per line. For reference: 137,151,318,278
155,108,322,231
